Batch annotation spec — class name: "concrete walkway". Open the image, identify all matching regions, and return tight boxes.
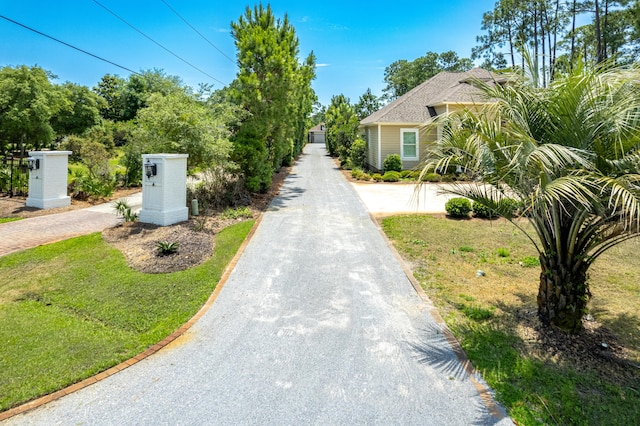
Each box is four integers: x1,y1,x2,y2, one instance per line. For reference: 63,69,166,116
2,145,510,425
352,182,460,215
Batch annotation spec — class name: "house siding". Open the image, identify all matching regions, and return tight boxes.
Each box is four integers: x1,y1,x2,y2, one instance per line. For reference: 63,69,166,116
380,125,426,170
363,125,379,171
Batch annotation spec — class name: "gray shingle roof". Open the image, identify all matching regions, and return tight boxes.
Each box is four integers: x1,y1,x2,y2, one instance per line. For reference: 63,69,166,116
360,68,495,125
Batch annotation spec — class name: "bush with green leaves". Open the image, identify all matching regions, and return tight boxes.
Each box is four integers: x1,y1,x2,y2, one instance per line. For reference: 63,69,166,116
351,168,364,179
349,137,367,170
187,163,250,210
472,200,497,218
220,206,252,220
498,197,521,217
445,197,472,218
383,153,402,173
360,172,371,181
68,168,114,200
382,171,401,182
421,172,442,182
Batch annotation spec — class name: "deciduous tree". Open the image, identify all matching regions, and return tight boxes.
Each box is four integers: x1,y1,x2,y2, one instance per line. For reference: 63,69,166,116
383,51,473,100
325,94,359,162
51,82,105,138
0,65,64,154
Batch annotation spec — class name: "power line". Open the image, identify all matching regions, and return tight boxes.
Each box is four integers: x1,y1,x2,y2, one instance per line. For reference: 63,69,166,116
92,0,226,86
0,14,141,76
160,0,235,65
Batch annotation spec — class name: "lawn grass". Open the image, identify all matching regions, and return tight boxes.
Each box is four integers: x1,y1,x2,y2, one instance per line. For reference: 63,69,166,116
382,214,640,426
0,220,254,412
0,217,21,224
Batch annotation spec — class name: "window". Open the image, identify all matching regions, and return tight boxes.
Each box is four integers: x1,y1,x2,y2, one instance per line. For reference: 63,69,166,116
401,129,418,159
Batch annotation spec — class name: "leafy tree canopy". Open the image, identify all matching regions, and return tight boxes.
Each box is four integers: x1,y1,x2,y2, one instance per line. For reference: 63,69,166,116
93,69,187,122
131,91,235,171
325,94,360,161
51,82,106,138
0,65,65,154
383,51,473,100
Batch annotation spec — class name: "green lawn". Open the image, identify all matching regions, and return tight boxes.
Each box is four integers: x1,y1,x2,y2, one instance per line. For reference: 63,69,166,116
382,214,640,426
0,217,21,224
0,220,254,412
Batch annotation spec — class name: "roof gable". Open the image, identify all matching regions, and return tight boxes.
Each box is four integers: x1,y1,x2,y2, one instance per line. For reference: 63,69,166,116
360,68,495,125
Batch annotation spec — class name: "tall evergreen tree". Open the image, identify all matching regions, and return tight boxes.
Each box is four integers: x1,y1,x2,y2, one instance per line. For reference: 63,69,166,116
230,3,316,192
354,88,382,120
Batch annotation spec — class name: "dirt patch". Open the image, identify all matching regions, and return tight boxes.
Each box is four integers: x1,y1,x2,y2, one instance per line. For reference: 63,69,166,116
512,309,640,381
103,220,217,274
103,166,290,274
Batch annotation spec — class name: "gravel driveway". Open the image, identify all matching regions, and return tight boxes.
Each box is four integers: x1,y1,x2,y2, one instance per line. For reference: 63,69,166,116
5,144,510,425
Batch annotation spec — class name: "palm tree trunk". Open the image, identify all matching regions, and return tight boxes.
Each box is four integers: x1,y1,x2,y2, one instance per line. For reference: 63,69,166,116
537,254,590,332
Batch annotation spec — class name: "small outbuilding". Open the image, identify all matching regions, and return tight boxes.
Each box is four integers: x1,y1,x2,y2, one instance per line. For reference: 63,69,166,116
308,123,326,144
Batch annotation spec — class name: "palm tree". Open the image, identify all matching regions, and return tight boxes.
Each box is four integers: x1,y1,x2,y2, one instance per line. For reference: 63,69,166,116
420,64,640,332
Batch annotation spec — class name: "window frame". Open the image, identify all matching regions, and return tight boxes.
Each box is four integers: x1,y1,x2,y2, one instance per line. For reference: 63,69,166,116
400,128,419,160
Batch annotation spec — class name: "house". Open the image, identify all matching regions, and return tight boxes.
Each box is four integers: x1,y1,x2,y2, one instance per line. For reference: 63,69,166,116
359,68,500,171
308,123,326,143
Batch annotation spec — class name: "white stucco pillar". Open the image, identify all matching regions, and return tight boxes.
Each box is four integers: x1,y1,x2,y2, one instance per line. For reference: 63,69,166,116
138,153,189,226
25,151,72,209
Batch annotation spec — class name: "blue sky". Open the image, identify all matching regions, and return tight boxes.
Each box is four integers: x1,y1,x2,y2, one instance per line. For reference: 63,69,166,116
1,0,497,106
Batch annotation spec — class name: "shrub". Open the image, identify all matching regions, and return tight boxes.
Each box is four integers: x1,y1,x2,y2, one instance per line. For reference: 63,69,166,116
421,172,442,182
472,201,497,218
383,154,402,173
349,138,367,170
403,171,420,180
220,206,252,220
360,173,371,181
372,173,383,182
187,163,250,210
445,197,472,218
351,168,364,179
382,171,401,182
340,157,353,170
441,174,455,182
400,170,412,178
68,169,114,200
498,197,521,217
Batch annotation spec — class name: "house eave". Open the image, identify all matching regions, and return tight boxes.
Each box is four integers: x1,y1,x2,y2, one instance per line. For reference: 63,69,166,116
359,121,429,128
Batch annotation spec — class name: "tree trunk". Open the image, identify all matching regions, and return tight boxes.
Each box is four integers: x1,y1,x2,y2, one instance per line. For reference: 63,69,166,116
540,3,547,87
595,0,604,63
570,0,577,72
508,22,515,68
537,255,590,332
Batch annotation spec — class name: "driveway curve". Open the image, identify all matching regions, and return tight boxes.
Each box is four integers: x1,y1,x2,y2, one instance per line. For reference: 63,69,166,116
4,144,510,425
